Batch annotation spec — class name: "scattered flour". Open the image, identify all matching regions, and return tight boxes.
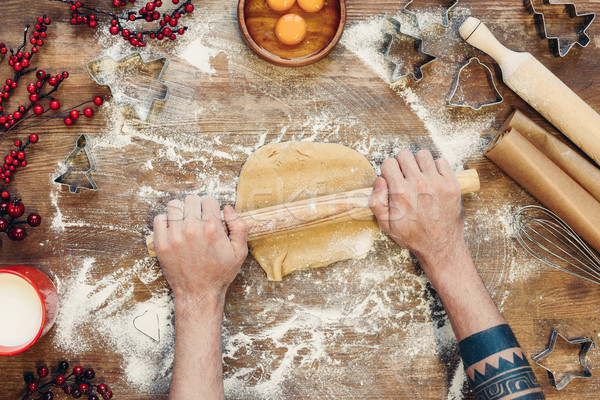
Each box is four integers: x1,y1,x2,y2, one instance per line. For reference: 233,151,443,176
47,2,530,399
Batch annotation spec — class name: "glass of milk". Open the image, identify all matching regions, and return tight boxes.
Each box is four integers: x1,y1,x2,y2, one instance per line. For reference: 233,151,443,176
0,266,58,356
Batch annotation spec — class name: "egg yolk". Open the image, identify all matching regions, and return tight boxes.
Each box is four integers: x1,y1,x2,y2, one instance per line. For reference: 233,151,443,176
297,0,324,12
275,14,307,45
266,0,296,12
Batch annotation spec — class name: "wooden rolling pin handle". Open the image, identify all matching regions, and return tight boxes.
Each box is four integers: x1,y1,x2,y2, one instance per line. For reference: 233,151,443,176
146,169,480,258
459,17,525,77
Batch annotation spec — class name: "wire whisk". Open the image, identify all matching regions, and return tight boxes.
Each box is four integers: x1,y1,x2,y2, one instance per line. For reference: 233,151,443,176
513,205,600,285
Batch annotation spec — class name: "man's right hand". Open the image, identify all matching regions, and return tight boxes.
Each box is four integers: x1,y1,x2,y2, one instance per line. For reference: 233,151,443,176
368,149,467,271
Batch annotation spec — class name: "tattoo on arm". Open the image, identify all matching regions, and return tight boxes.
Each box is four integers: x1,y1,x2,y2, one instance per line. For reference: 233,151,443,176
459,324,545,400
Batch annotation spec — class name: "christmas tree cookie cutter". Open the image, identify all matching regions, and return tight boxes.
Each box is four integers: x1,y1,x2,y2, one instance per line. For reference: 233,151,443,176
381,17,437,83
527,0,595,57
532,329,593,390
447,57,503,110
54,135,98,193
403,0,459,29
87,52,169,121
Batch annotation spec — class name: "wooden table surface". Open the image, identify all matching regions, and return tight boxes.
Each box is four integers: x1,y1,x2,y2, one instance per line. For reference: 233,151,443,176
1,0,600,399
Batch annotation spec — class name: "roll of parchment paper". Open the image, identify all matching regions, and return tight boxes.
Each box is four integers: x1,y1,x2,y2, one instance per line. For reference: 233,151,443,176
501,109,600,203
485,128,600,253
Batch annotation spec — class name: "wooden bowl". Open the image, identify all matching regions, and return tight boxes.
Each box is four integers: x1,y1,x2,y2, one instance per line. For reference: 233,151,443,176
238,0,346,67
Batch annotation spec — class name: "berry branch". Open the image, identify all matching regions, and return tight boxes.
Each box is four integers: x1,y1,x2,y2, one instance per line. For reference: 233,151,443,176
0,17,103,245
21,361,113,400
54,0,195,47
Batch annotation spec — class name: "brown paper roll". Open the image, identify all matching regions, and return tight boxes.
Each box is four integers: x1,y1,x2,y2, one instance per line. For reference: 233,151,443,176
500,109,600,202
485,128,600,253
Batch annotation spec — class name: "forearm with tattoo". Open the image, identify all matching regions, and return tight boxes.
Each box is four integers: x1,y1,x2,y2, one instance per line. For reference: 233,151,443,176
459,325,545,400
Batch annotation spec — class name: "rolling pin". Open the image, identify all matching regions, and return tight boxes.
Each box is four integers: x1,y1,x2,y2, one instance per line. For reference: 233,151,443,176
146,169,480,257
459,17,600,166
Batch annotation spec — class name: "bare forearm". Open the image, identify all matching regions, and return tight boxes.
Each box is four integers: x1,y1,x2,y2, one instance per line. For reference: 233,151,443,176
420,244,544,399
420,243,505,341
170,292,226,400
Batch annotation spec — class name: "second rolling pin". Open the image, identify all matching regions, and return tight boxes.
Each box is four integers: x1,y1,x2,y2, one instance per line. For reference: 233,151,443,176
146,169,480,257
459,17,600,166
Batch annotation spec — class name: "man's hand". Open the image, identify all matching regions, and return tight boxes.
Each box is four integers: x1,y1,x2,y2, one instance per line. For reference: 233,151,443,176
153,195,248,400
369,149,466,270
153,195,248,299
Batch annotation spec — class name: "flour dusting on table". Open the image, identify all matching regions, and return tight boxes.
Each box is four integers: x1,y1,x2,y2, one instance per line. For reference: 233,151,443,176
48,2,527,399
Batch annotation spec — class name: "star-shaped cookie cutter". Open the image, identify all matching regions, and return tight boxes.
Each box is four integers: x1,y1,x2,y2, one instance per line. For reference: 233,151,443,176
527,0,596,57
87,52,169,121
54,135,98,193
403,0,459,29
447,57,503,110
532,330,593,390
381,17,437,83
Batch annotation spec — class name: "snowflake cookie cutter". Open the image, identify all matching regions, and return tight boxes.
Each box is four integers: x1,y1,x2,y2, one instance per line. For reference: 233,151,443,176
381,16,437,83
527,0,595,57
447,57,503,110
403,0,459,29
54,135,98,193
87,52,170,121
532,330,593,390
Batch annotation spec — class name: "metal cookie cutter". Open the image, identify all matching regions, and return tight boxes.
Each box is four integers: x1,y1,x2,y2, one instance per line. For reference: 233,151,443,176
532,330,593,390
87,52,169,121
527,0,595,57
403,0,458,29
447,57,503,110
54,135,98,193
381,17,437,83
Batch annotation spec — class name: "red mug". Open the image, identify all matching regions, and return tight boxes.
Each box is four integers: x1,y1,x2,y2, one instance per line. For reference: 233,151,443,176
0,265,58,356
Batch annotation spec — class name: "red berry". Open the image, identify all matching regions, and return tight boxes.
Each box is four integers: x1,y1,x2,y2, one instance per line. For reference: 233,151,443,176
14,139,21,147
93,96,104,106
70,110,80,120
110,26,120,35
29,133,39,143
73,366,84,377
4,156,13,164
62,71,69,79
48,76,58,86
27,213,42,227
89,20,98,28
21,161,27,167
50,100,60,110
34,105,44,115
54,374,66,386
103,390,113,400
84,108,94,118
16,151,25,160
78,383,89,394
0,218,7,232
8,226,26,241
13,111,22,120
37,366,49,378
29,93,39,102
163,27,172,36
97,384,108,394
22,59,30,68
63,386,73,395
64,117,73,126
8,199,24,218
0,190,9,200
122,29,131,37
27,382,38,392
27,84,37,94
169,18,177,27
185,3,193,12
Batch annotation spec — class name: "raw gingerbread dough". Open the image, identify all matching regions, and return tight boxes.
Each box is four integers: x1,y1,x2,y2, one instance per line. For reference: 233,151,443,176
236,142,380,281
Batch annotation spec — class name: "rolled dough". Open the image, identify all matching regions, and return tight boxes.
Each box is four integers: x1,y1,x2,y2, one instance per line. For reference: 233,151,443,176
236,142,380,281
